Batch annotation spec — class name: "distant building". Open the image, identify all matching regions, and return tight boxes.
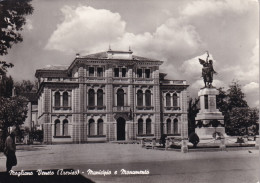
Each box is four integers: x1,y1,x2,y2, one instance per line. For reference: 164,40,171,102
35,49,189,144
20,92,39,131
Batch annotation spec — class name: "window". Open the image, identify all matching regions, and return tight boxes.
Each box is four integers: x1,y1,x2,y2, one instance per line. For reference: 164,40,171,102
145,69,150,78
114,68,119,77
89,119,95,136
166,93,171,107
174,119,178,134
145,90,151,106
54,119,60,136
146,118,151,134
97,89,103,106
137,69,142,78
88,89,95,106
122,68,127,77
138,118,143,135
63,92,68,107
117,89,124,106
97,67,103,77
55,92,60,107
204,95,208,109
97,119,103,135
63,119,68,136
167,119,171,134
137,90,143,106
89,67,94,77
173,93,178,107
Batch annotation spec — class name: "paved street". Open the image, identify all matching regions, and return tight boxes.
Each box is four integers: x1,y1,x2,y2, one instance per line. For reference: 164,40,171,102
0,143,259,183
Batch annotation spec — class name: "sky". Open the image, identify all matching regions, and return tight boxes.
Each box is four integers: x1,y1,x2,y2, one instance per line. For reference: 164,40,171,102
2,0,259,107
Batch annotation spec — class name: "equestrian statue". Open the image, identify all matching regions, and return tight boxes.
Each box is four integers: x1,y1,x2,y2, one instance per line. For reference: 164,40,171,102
198,51,217,88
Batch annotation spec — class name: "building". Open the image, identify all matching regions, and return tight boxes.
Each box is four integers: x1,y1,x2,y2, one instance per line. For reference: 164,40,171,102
19,92,39,131
35,49,189,144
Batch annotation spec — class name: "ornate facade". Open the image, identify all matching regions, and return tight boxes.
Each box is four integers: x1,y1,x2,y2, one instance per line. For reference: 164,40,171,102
35,49,189,144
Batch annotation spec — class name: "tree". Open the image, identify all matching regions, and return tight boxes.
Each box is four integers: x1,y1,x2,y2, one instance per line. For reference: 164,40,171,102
227,81,248,110
0,95,28,148
216,81,255,136
188,98,200,135
0,75,13,97
248,108,259,135
0,61,14,97
0,0,33,56
14,79,37,94
229,107,259,136
189,132,200,148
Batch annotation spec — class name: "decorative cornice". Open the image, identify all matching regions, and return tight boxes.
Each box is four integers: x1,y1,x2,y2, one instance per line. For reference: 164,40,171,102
68,58,163,73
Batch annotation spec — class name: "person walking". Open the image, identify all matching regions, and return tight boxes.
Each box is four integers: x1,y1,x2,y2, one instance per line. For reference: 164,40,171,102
4,131,17,172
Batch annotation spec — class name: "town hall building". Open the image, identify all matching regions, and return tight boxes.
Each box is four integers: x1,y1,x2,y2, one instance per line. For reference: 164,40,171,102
35,49,189,144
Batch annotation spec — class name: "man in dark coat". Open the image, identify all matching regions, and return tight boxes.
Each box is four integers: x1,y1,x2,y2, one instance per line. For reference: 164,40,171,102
4,131,17,172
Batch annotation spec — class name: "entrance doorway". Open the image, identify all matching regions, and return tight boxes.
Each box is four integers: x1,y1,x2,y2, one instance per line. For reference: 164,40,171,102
117,117,126,140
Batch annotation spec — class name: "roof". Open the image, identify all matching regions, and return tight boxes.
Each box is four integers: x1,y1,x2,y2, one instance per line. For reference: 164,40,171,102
39,65,69,71
35,50,163,77
80,51,161,62
81,52,108,59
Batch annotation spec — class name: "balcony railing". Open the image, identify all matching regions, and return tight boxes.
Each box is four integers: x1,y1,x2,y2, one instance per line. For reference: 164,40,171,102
160,80,186,85
53,106,72,110
164,106,181,111
87,106,106,110
136,106,154,110
113,106,130,112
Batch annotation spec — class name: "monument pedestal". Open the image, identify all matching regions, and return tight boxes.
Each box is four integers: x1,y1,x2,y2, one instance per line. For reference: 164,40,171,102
195,87,226,141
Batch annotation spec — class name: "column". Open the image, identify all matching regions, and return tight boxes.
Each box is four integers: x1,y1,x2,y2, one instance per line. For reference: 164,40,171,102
60,92,63,107
106,64,114,141
94,90,97,107
171,93,173,107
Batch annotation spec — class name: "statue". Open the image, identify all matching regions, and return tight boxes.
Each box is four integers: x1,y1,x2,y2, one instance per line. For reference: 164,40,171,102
198,51,217,87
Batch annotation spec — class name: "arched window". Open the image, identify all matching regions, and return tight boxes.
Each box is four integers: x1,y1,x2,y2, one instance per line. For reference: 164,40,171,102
166,93,171,107
138,118,143,135
97,119,103,135
55,92,60,107
88,89,95,106
117,89,124,106
63,92,68,107
54,119,60,136
89,119,95,136
137,90,143,106
167,118,171,134
173,93,178,107
145,90,151,106
174,119,178,134
97,89,103,106
63,119,68,136
146,118,151,135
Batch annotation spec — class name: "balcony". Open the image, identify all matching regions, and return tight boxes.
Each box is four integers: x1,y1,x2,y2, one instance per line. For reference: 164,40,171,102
136,106,154,110
160,80,186,85
113,78,129,83
113,106,130,112
87,106,106,110
43,78,78,83
85,77,106,83
133,78,153,84
53,106,72,110
164,106,181,111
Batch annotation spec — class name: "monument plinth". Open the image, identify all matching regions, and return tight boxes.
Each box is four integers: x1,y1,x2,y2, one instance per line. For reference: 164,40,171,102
195,87,226,139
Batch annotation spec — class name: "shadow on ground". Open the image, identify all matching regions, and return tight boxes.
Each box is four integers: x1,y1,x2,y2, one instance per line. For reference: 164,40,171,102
0,169,95,183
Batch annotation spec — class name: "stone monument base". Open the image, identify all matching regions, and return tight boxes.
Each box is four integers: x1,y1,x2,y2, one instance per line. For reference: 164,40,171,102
195,127,226,139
